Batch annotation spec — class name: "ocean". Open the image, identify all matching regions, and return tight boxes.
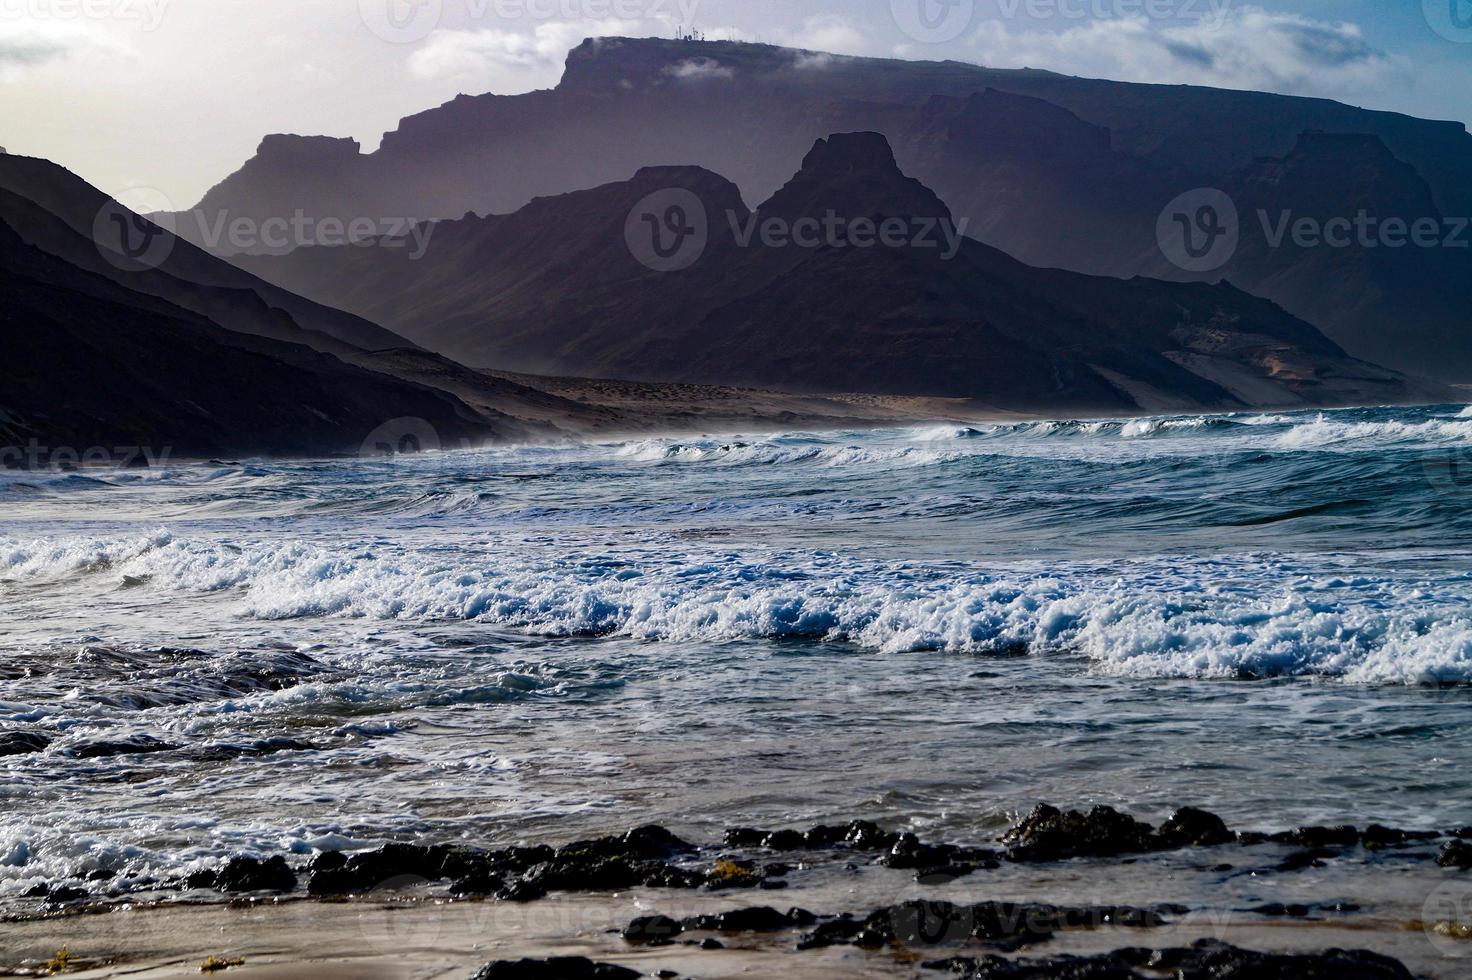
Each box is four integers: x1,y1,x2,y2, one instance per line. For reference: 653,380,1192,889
3,403,1472,909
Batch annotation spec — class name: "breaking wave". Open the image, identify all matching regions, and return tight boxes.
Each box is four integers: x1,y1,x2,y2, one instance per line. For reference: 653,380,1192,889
5,530,1471,685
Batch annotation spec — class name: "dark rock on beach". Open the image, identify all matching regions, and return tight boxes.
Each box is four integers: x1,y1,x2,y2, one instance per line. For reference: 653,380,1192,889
796,900,1170,952
682,906,814,933
188,855,297,893
1156,808,1235,848
562,825,696,861
1437,839,1472,869
25,883,88,904
921,938,1415,979
186,737,317,762
623,914,683,945
1001,805,1158,862
1250,903,1313,918
881,832,1002,879
470,958,641,980
1361,825,1440,848
0,732,50,756
723,819,901,853
218,855,296,893
69,735,177,759
1275,847,1340,872
306,826,701,898
307,842,453,895
1270,825,1360,848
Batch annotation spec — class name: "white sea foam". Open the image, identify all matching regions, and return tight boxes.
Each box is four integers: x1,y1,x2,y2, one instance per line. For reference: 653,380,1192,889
5,530,1470,685
1276,416,1472,449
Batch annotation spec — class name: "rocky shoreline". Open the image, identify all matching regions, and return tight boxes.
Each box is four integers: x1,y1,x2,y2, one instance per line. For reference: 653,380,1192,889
5,804,1470,978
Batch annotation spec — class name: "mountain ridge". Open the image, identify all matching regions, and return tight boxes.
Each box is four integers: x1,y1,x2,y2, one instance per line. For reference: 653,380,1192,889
237,131,1442,415
180,35,1472,381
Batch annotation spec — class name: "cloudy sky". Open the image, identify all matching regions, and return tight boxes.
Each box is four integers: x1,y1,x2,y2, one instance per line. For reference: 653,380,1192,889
3,0,1469,206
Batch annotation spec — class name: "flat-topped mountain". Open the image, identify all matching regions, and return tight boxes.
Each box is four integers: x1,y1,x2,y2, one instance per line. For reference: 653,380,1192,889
239,132,1438,415
182,36,1472,381
194,36,1472,225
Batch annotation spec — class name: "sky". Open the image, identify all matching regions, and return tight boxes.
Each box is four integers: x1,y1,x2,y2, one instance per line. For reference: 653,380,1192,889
2,0,1470,207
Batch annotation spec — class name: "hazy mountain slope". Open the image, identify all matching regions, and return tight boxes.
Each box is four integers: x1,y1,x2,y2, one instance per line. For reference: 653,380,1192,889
1137,133,1472,380
0,217,507,458
241,132,1436,414
0,154,410,354
186,37,1472,381
1,158,976,454
193,37,1472,225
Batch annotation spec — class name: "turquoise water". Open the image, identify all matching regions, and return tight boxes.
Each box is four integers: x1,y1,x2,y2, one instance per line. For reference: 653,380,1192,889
2,404,1472,901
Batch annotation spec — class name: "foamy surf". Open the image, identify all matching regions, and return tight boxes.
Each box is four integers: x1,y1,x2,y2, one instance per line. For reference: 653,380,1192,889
5,403,1472,910
4,529,1471,685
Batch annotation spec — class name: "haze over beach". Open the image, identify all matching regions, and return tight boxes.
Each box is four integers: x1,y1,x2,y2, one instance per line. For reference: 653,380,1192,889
3,1,1472,978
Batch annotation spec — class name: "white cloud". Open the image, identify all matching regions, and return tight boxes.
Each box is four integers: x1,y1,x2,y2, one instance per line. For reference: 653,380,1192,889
407,19,642,79
294,62,334,83
0,21,126,79
966,7,1398,98
788,14,870,56
663,55,732,79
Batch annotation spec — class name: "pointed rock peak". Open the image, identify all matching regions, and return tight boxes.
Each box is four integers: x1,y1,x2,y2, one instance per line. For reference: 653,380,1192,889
797,132,900,177
759,132,953,224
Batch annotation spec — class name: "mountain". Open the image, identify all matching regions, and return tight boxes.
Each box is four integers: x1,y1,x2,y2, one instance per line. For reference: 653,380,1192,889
190,37,1472,227
0,214,507,459
178,37,1472,381
0,154,410,355
1,155,987,457
239,132,1438,415
0,160,599,457
1138,132,1472,380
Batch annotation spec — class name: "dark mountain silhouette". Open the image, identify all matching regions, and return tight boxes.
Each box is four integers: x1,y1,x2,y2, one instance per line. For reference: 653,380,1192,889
240,132,1438,415
0,154,410,355
1,155,989,457
179,37,1472,381
0,214,509,458
0,162,612,456
191,38,1472,226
